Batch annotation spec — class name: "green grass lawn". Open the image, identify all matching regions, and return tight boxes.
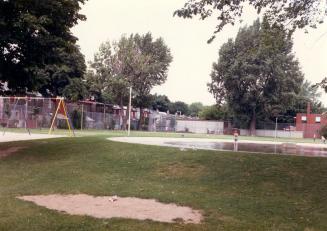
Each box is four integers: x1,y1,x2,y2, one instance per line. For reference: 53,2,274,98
1,135,327,230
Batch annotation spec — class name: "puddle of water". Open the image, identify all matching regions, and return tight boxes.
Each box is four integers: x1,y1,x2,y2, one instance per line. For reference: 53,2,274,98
165,141,327,157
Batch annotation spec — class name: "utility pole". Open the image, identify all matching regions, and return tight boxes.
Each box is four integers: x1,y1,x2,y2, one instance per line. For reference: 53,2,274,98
25,97,28,130
127,86,132,136
103,104,106,129
81,104,84,131
275,117,278,140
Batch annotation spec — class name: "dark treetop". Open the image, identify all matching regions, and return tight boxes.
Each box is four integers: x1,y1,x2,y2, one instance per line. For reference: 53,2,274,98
175,0,326,43
0,0,87,96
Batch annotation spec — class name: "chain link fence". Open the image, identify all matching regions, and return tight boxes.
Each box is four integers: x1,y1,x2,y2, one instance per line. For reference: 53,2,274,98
0,97,325,138
0,98,141,132
0,98,55,130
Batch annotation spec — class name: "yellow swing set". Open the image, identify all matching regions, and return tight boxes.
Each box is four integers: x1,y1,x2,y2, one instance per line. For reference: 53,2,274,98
48,97,74,137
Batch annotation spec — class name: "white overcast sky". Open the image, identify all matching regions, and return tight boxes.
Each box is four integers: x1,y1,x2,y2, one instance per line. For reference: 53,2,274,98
72,0,327,106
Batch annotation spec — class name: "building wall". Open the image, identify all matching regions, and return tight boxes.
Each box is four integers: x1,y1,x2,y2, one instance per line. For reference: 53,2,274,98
175,120,224,134
296,113,327,138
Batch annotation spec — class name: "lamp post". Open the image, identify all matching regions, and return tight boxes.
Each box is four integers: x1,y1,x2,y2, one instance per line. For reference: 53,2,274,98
81,104,84,131
127,86,132,137
275,116,278,140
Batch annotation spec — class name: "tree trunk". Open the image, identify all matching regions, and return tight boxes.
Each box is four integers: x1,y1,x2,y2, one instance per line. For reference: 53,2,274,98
120,96,126,130
249,112,256,136
138,108,144,130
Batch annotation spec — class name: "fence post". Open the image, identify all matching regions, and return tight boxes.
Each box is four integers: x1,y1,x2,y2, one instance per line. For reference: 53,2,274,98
103,104,106,130
81,104,84,131
275,117,278,139
25,98,28,129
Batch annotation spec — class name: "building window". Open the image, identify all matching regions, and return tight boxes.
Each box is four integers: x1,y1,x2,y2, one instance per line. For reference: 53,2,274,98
301,116,307,123
315,116,321,123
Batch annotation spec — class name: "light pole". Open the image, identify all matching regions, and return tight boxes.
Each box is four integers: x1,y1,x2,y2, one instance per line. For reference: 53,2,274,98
81,104,84,131
275,116,278,139
127,86,132,136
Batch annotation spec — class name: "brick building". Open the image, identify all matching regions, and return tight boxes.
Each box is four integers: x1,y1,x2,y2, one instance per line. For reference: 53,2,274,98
295,104,327,138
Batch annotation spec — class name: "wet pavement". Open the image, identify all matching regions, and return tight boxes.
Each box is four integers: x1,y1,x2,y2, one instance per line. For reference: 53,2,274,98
165,141,327,157
108,137,327,158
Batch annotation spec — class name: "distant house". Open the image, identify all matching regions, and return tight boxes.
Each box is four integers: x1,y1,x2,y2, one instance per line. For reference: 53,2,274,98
295,104,327,138
77,101,150,130
112,105,149,120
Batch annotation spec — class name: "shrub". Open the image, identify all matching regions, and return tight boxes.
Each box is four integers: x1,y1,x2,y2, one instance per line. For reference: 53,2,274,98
57,110,82,129
57,119,68,129
71,110,82,129
320,125,327,138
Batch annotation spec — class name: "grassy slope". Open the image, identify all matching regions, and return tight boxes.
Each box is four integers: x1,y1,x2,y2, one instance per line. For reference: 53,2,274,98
0,136,327,231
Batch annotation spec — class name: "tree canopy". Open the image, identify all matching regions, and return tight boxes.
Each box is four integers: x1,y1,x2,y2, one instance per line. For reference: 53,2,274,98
315,77,327,93
62,78,88,102
276,80,323,124
151,94,171,112
199,105,228,121
168,101,189,115
208,18,304,133
297,80,322,112
87,33,173,108
0,0,87,96
188,102,204,117
175,0,326,43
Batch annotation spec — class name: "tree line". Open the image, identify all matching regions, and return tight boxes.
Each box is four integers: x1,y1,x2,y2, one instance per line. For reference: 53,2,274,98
150,95,221,120
0,0,326,132
146,94,230,121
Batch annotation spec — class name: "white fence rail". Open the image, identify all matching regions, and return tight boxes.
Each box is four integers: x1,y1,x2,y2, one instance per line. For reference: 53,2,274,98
240,129,303,138
176,120,224,134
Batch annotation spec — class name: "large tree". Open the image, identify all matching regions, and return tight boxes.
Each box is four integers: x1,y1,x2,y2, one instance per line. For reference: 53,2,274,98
87,33,173,128
151,94,171,112
175,0,326,43
188,102,204,117
0,0,86,96
168,101,189,115
209,18,304,134
199,104,229,121
86,41,124,104
274,80,323,124
293,80,322,113
316,77,327,93
297,80,322,112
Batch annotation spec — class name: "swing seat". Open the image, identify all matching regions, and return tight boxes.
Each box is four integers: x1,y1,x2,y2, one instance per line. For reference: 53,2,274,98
56,113,67,120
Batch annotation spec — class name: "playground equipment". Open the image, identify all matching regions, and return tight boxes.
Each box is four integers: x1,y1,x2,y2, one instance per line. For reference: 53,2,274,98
0,96,74,136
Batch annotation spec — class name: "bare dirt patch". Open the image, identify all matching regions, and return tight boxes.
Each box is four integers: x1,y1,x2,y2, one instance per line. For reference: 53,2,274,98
18,194,203,224
156,162,206,179
0,147,25,159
